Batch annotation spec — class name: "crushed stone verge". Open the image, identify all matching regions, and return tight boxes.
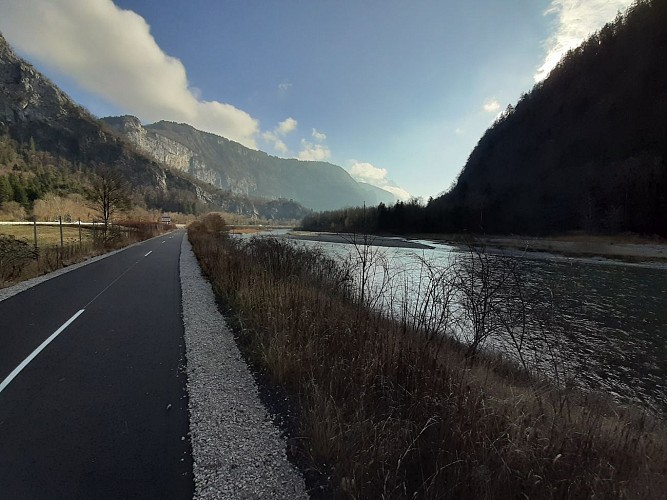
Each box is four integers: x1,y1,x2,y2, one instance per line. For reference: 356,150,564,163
179,235,307,500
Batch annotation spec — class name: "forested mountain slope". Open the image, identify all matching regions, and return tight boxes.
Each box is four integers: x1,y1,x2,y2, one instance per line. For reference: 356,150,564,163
429,0,667,235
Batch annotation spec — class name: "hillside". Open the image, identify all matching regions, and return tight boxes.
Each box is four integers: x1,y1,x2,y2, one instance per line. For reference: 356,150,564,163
0,33,310,221
298,0,667,236
428,0,667,235
0,33,193,209
102,116,397,211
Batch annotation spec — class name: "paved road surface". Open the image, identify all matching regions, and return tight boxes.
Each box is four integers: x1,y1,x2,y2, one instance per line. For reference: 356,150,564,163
0,230,193,499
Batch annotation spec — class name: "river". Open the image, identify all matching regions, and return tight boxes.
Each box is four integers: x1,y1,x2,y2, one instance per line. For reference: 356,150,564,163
242,230,667,417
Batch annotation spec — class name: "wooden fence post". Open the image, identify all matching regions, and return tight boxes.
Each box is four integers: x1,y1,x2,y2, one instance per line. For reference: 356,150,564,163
59,216,64,249
32,218,38,253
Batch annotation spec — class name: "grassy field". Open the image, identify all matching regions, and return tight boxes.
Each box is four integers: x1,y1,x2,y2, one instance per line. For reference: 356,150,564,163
0,224,93,247
189,214,667,499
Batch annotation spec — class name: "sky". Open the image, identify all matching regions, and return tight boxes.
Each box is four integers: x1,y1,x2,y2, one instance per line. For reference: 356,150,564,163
0,0,633,201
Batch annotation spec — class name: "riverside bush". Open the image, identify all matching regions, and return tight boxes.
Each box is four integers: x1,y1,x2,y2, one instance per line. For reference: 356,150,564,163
188,223,667,499
0,235,36,283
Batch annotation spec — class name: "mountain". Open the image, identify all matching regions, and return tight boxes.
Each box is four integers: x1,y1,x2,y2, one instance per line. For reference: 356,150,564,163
298,0,667,237
101,116,398,211
0,33,184,200
427,0,667,235
0,33,309,220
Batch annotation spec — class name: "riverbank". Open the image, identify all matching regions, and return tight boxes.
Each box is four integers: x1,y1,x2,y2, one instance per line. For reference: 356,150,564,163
288,229,667,262
286,230,434,249
415,233,667,262
189,217,667,499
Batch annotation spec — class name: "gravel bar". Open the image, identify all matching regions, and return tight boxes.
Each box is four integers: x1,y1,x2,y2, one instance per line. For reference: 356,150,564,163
180,235,307,499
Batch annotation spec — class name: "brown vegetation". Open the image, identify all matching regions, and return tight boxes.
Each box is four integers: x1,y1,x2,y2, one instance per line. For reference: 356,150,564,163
188,218,667,499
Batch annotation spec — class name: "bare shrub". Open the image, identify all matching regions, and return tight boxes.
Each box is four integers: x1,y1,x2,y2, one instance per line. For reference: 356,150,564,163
0,201,27,221
0,235,36,283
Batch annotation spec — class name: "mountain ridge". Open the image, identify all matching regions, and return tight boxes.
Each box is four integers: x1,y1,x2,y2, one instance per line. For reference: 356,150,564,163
428,0,667,235
102,115,398,211
298,0,667,237
0,32,311,220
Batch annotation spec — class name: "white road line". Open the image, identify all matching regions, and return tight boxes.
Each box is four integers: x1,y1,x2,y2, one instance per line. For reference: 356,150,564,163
0,309,85,394
144,251,152,257
83,259,143,308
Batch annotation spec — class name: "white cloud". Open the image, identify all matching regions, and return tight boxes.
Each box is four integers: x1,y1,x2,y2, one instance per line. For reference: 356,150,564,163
483,99,501,113
278,81,292,92
0,0,259,147
262,117,297,154
535,0,633,81
296,127,329,161
350,162,388,184
297,140,331,162
381,185,412,202
277,117,297,136
311,128,327,142
348,162,411,201
261,131,288,155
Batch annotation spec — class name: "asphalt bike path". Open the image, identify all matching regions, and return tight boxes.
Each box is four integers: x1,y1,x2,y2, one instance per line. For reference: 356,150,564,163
0,230,193,499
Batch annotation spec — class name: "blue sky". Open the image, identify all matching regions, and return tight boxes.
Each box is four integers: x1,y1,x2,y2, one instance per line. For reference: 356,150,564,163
0,0,632,200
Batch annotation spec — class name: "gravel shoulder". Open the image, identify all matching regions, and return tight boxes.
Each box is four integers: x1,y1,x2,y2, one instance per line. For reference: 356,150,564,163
180,235,307,499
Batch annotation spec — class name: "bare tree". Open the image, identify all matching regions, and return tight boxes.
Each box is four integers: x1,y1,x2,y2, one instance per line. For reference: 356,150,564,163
88,169,129,235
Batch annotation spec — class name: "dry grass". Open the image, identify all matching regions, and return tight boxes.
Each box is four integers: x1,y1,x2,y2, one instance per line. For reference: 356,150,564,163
228,226,269,235
0,224,93,247
189,217,667,499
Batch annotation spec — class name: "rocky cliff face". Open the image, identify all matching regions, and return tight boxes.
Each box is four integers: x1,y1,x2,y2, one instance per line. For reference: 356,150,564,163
101,115,220,186
0,36,74,127
0,33,167,191
103,116,397,211
0,32,386,217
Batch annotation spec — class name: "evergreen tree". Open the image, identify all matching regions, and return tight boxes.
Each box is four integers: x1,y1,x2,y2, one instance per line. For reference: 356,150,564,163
0,176,13,203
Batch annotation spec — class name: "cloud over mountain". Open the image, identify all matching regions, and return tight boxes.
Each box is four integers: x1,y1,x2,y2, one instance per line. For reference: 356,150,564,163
535,0,633,81
262,117,298,154
483,99,501,113
349,162,411,201
0,0,259,148
297,140,331,162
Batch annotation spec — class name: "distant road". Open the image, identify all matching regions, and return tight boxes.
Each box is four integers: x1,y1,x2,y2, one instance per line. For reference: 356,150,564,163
0,230,193,499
